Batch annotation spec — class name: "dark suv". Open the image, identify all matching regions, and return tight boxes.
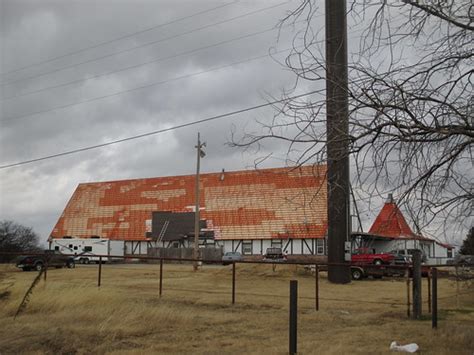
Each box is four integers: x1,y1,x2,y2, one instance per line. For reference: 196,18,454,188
263,247,287,262
16,250,75,271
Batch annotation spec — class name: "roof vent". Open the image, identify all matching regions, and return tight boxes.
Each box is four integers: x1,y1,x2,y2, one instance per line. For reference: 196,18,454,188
386,193,394,203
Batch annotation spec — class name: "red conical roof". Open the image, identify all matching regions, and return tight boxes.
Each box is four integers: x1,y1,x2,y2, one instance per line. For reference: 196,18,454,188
369,198,417,238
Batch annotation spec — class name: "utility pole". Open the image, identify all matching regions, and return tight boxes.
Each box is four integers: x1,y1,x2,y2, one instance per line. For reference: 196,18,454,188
326,0,351,283
194,132,206,271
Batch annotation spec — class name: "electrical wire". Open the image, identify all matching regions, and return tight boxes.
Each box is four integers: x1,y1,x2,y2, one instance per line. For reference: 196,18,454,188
0,89,320,170
1,20,294,102
0,2,289,88
0,1,237,79
1,47,293,123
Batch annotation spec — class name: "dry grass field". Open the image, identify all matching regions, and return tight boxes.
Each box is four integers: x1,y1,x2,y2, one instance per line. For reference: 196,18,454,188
0,263,473,354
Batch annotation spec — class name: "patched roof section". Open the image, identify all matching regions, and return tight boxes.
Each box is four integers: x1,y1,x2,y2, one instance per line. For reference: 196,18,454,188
51,165,327,241
368,201,418,238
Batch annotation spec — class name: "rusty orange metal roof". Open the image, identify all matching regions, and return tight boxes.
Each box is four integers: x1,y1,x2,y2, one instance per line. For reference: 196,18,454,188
51,165,327,241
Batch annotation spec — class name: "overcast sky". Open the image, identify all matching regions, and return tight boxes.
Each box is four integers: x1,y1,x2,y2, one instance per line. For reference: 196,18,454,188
0,0,468,246
0,0,311,244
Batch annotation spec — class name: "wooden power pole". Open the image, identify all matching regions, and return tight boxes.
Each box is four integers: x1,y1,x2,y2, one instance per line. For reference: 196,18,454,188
194,132,206,271
326,0,351,283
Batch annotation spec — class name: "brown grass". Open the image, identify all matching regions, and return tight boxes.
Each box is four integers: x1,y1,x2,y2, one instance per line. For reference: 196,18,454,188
0,263,473,354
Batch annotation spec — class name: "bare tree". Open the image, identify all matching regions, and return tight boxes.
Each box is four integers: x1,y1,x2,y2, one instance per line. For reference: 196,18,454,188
0,220,40,261
231,0,473,241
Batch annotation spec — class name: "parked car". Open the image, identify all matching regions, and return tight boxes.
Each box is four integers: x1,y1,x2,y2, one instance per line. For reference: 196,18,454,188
263,248,287,262
16,250,75,271
390,252,411,265
222,252,242,265
351,248,395,265
392,248,427,263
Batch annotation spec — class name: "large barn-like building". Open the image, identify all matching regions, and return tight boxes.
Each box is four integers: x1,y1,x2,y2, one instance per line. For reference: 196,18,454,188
50,165,328,256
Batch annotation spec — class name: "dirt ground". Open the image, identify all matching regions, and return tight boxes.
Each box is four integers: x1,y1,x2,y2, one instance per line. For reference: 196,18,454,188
0,263,473,354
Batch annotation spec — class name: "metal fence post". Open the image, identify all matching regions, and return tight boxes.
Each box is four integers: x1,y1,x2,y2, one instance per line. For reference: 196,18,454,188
289,280,298,355
232,262,236,305
432,268,438,329
98,256,102,287
159,258,163,297
315,264,319,311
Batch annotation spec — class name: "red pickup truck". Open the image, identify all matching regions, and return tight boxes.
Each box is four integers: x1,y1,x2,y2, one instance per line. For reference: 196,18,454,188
351,248,395,265
350,248,410,280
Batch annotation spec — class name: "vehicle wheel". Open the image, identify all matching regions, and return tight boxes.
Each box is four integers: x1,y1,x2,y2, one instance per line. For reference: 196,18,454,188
83,258,90,264
374,259,383,265
35,263,44,272
351,268,363,280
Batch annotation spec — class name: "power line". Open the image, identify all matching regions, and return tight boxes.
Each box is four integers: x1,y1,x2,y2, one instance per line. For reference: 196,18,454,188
1,21,289,102
0,1,237,79
0,90,319,170
2,47,293,123
0,2,288,88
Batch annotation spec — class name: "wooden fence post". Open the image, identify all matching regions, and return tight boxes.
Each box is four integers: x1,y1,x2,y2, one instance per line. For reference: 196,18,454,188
412,250,422,319
159,258,163,297
427,270,431,313
232,262,236,304
98,256,102,287
432,268,438,329
406,269,410,318
43,260,48,281
289,280,298,355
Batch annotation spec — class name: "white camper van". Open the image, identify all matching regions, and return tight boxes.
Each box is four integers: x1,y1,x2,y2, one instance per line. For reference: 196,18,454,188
50,237,125,264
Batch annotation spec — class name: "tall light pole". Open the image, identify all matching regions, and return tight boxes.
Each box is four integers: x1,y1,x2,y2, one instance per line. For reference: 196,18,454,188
326,0,351,283
194,132,206,271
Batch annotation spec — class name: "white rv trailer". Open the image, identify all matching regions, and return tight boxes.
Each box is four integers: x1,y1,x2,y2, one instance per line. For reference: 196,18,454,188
50,238,125,263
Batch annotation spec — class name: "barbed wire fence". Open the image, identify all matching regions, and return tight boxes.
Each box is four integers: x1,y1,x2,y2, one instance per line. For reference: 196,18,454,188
1,251,473,325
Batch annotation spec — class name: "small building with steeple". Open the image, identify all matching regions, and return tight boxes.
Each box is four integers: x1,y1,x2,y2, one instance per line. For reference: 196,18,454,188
351,194,454,264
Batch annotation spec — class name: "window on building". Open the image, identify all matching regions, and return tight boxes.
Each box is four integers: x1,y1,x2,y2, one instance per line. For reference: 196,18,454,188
84,246,92,252
316,239,325,255
271,240,282,248
54,246,59,251
242,241,252,255
447,249,453,258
